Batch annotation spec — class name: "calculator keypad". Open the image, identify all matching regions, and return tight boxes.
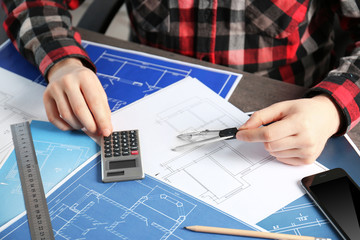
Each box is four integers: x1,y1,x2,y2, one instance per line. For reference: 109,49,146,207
103,130,139,158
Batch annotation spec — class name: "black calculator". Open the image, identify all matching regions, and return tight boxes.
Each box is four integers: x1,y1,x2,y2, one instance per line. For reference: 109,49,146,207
101,130,144,182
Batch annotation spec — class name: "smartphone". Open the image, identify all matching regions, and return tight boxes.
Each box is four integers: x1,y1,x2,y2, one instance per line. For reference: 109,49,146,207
301,168,360,240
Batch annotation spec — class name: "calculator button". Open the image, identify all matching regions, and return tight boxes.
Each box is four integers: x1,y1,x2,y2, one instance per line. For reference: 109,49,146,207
131,150,139,155
105,153,112,158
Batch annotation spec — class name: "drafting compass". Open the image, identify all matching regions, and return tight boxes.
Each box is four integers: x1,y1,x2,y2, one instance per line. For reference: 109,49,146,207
172,127,238,151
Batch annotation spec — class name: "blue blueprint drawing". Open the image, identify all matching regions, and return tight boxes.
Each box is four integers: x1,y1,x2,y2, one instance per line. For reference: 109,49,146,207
258,195,339,239
0,155,259,240
0,121,99,227
0,40,241,111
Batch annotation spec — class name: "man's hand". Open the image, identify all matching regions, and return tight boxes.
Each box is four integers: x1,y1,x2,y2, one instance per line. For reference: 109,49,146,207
44,58,113,136
236,95,341,165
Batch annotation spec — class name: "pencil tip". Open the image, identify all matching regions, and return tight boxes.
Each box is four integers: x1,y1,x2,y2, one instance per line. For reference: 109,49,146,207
184,226,196,231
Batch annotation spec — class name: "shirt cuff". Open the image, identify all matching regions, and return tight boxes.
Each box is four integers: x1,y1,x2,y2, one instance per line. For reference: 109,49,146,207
304,74,360,135
35,38,96,80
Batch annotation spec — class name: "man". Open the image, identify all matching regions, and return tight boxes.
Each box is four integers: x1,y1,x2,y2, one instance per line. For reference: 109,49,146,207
2,0,360,165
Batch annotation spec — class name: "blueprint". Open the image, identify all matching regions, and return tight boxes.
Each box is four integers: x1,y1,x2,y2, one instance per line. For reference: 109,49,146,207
110,77,328,225
258,195,340,239
0,120,99,227
0,40,242,111
0,155,259,239
0,68,47,166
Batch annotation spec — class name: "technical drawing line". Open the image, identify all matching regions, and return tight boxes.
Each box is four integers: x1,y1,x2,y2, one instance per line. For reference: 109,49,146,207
218,75,231,95
101,53,191,76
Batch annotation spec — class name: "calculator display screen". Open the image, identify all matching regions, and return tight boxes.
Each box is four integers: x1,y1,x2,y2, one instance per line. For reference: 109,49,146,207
110,159,136,169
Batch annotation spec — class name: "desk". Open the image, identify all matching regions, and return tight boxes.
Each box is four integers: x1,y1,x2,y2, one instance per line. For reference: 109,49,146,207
0,27,357,239
78,28,360,150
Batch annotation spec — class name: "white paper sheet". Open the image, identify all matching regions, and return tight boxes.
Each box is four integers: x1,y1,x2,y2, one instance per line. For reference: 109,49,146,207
111,76,327,224
0,68,47,167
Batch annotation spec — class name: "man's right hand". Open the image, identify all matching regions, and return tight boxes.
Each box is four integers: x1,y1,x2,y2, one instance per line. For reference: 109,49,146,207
44,58,113,136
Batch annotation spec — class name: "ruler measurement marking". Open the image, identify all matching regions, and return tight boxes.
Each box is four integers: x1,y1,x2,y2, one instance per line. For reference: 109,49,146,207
11,122,55,240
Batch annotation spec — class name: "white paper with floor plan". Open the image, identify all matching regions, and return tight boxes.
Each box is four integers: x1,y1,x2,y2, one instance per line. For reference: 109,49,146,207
0,68,47,167
111,77,328,225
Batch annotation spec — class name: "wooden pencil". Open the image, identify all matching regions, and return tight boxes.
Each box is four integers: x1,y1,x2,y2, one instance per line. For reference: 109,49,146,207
184,225,331,240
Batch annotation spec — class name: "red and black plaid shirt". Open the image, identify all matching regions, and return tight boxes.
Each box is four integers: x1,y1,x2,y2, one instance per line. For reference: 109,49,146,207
2,0,360,134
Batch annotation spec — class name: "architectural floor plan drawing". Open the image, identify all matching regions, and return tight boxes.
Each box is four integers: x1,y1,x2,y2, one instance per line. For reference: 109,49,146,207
111,77,328,225
156,97,274,205
50,184,196,239
0,69,47,167
0,156,258,240
83,41,241,101
0,121,98,227
0,90,34,163
90,49,193,111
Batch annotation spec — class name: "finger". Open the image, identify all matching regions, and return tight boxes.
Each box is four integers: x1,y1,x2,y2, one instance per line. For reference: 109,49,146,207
276,157,316,166
43,95,73,131
263,134,307,152
54,91,84,130
271,144,324,163
269,148,307,159
66,87,97,134
236,118,297,143
276,157,304,166
240,103,288,129
81,79,113,136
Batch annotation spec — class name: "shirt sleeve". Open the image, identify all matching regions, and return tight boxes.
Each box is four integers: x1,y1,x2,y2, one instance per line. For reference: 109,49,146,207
1,0,96,79
305,1,360,135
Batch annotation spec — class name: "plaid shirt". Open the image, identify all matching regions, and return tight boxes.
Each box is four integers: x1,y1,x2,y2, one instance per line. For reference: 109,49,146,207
2,0,360,134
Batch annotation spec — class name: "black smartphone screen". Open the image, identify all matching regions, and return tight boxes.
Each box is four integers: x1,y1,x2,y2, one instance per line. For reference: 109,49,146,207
304,169,360,239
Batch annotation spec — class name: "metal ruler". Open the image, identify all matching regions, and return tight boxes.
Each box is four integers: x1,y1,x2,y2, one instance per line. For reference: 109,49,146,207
11,122,55,240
